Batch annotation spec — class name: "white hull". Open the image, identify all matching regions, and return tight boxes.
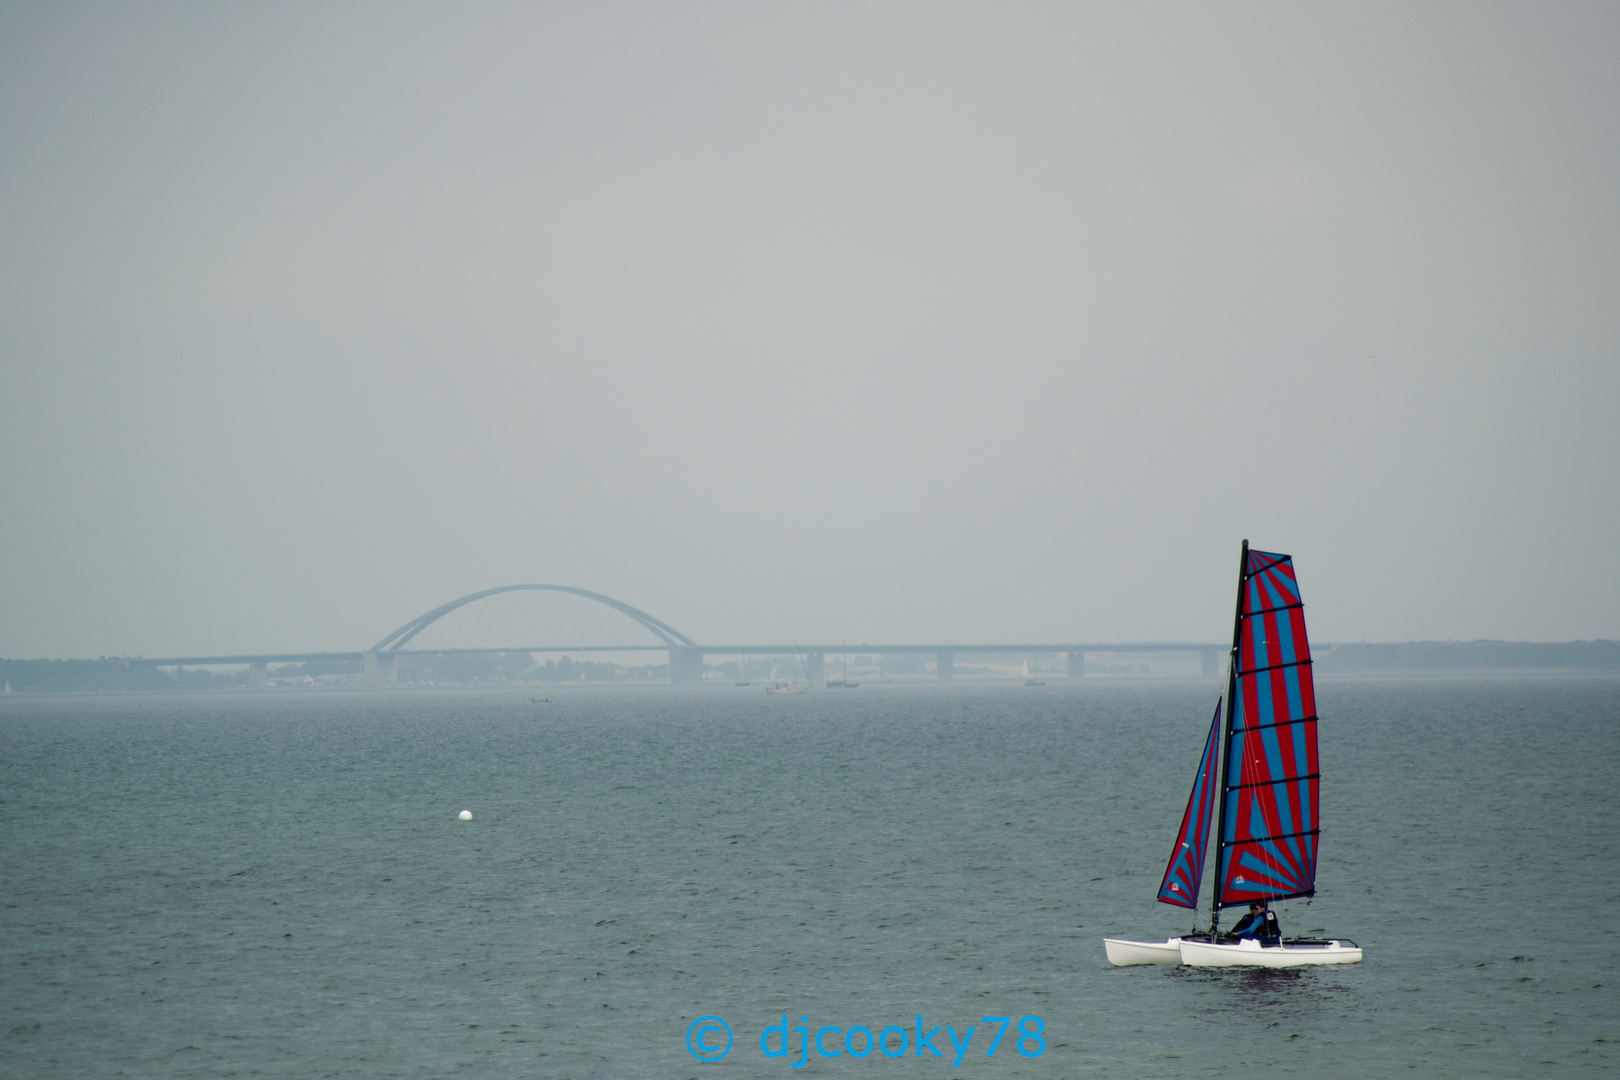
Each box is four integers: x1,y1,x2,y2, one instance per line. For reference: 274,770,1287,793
1103,938,1183,966
1178,937,1362,967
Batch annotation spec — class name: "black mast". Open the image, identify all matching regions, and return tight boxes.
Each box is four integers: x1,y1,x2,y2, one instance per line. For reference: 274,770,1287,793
1208,539,1249,935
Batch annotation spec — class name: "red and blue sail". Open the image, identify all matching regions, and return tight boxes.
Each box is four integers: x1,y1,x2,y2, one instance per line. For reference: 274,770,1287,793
1157,699,1222,908
1213,546,1320,908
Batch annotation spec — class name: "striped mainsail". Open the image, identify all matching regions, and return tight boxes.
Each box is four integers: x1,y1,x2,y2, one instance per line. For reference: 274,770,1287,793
1213,545,1320,909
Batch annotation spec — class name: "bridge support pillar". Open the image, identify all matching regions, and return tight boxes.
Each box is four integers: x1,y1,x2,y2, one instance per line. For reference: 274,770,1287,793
936,651,954,680
363,650,398,688
669,647,704,684
1067,651,1086,678
1201,648,1220,678
806,653,825,684
248,662,268,690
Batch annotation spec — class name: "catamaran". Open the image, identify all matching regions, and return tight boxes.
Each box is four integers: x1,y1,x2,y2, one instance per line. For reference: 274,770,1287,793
1105,541,1361,968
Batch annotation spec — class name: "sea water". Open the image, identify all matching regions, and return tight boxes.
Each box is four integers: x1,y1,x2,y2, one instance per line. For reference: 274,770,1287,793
1,675,1615,1078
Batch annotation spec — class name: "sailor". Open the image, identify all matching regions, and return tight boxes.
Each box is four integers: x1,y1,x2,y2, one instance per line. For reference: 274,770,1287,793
1228,901,1281,943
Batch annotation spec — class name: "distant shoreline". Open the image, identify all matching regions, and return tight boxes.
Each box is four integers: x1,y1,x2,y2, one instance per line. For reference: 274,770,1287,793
1315,639,1620,673
3,640,1617,693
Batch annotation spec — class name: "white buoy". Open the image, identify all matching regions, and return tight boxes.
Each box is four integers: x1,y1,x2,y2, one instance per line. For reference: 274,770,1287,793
458,809,473,820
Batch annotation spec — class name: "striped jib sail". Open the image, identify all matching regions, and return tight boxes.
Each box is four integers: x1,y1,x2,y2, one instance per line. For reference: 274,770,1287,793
1157,699,1222,908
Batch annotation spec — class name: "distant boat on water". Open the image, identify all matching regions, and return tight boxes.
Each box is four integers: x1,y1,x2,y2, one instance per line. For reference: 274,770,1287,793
826,651,860,689
766,651,810,694
1023,659,1045,686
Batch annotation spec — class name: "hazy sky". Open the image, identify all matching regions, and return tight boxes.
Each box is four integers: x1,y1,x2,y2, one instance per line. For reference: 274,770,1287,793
2,2,1616,659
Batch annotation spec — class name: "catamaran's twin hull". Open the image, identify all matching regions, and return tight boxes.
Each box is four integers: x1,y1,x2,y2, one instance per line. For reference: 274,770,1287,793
1103,938,1183,965
1105,937,1362,967
1178,937,1361,966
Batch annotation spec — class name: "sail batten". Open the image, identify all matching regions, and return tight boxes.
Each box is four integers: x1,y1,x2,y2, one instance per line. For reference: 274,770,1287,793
1213,546,1321,910
1157,700,1222,909
1233,716,1316,735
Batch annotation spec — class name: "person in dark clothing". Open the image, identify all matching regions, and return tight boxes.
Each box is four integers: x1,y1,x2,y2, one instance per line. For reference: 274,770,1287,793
1228,901,1281,943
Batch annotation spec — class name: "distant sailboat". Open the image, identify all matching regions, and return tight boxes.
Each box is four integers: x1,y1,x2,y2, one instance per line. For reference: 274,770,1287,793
766,651,809,694
735,654,751,687
1023,659,1044,687
826,650,860,689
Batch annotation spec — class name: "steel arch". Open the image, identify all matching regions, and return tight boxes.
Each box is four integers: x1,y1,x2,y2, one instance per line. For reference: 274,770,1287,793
370,585,697,653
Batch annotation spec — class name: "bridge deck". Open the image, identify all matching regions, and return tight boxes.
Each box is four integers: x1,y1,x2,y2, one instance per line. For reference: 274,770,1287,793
123,643,1224,666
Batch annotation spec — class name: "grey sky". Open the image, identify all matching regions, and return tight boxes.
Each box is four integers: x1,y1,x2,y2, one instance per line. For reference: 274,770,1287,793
2,2,1616,658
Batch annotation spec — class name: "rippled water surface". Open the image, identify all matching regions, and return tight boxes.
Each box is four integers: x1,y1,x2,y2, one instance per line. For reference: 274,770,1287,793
2,676,1616,1078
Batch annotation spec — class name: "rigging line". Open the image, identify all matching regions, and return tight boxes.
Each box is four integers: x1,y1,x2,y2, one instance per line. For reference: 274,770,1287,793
1232,716,1318,734
1235,657,1314,677
1243,601,1304,618
1211,539,1249,930
1223,773,1319,792
1218,827,1320,845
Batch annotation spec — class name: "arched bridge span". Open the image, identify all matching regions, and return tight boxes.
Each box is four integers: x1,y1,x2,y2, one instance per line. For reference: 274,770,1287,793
370,584,697,653
123,583,1226,687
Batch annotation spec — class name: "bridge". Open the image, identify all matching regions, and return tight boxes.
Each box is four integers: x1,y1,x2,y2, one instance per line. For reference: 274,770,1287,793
122,584,1226,686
